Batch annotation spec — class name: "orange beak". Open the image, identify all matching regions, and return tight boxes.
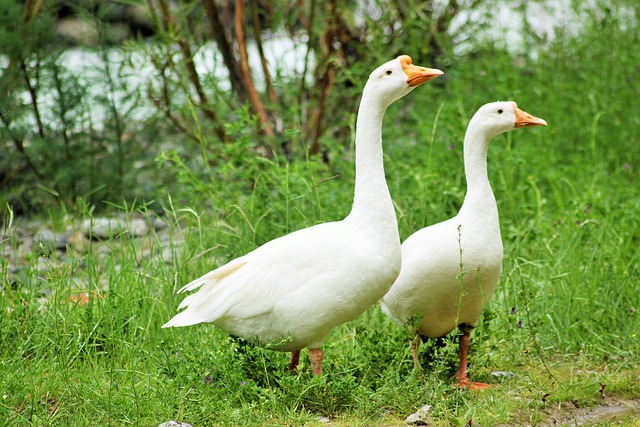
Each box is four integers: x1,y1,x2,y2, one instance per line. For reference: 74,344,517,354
399,55,444,87
513,102,547,127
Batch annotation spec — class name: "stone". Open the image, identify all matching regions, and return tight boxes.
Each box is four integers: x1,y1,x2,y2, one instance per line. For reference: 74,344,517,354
154,217,169,231
158,422,194,427
68,231,90,253
82,217,148,239
405,404,433,425
129,218,148,237
35,229,68,252
491,371,515,378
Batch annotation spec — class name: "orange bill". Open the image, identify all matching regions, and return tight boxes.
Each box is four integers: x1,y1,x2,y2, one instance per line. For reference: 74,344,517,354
512,102,547,127
399,55,444,87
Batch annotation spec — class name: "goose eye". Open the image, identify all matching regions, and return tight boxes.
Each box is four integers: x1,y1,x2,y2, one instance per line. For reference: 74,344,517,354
385,70,392,75
497,109,504,114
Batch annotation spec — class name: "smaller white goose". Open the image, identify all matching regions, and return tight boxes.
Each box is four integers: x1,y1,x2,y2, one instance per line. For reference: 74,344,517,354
163,56,443,375
380,101,547,389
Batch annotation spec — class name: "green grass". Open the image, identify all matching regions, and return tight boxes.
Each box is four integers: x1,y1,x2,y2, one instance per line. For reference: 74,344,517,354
2,6,640,426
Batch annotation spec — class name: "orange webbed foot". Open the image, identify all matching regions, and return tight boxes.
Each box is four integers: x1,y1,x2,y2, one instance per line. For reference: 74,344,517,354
453,376,494,391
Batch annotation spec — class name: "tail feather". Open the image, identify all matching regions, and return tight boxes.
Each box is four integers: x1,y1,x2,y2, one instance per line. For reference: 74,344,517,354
178,258,247,293
165,259,248,328
162,310,207,328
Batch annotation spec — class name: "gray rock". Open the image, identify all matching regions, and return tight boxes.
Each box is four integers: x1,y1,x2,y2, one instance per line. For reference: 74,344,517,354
154,217,169,231
128,218,148,237
491,371,515,378
83,217,148,239
158,422,194,427
35,229,68,252
67,231,90,253
405,404,433,425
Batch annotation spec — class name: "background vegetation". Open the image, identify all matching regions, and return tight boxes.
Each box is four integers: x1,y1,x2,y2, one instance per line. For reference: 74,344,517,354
1,0,639,425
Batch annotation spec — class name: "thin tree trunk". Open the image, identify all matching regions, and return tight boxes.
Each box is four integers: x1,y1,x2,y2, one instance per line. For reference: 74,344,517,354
23,0,44,22
307,0,340,156
298,0,316,107
235,0,274,137
251,0,277,104
156,0,227,142
51,62,72,160
201,0,249,103
308,65,334,156
2,0,48,179
19,59,45,140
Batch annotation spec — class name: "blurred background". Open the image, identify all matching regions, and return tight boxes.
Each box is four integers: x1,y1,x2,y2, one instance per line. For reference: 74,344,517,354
1,0,637,215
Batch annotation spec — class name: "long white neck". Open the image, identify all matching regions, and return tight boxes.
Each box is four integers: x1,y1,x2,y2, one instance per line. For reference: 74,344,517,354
346,91,398,238
458,120,498,220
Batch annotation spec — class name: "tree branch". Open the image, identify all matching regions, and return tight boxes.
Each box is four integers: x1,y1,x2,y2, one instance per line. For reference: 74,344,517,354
0,110,45,179
235,0,274,137
201,0,249,103
251,0,277,104
157,0,227,142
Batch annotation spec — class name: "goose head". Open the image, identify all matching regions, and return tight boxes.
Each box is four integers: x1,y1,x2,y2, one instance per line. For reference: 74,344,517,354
471,101,547,139
364,55,443,108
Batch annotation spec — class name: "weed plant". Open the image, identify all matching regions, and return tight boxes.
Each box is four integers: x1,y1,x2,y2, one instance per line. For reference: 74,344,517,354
1,3,640,426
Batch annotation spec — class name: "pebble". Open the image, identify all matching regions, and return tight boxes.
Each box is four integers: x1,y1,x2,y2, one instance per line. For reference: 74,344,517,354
82,217,149,239
3,213,182,295
491,371,515,378
67,231,90,253
158,422,194,427
35,229,68,252
405,404,433,425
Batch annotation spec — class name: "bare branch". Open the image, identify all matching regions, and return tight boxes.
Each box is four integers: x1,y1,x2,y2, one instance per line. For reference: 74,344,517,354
298,0,317,107
251,0,278,104
147,81,200,143
156,0,227,142
201,0,249,103
0,110,45,179
235,0,274,137
308,65,335,156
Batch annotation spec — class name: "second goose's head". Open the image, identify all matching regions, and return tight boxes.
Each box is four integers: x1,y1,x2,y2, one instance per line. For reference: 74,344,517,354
470,101,547,139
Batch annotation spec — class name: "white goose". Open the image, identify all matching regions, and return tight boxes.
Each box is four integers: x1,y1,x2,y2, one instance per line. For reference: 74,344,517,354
164,56,443,375
380,101,546,389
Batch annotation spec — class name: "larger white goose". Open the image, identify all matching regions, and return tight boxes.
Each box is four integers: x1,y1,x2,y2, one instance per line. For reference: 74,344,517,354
164,56,443,375
380,101,546,389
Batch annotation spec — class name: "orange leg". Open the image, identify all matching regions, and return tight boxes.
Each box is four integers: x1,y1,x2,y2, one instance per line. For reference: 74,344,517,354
454,328,492,390
288,350,301,373
309,348,324,375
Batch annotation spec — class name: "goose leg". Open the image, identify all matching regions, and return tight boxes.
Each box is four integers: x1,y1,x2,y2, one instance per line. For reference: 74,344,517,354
309,348,324,375
454,326,492,390
289,350,301,372
411,332,422,371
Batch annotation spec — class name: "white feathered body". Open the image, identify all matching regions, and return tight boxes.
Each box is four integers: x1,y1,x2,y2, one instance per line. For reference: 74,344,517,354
380,204,502,338
380,103,512,339
165,215,401,351
163,55,444,357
